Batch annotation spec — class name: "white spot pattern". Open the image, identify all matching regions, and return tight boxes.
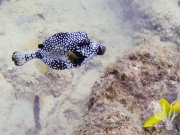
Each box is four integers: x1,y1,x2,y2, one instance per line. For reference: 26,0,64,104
32,31,104,70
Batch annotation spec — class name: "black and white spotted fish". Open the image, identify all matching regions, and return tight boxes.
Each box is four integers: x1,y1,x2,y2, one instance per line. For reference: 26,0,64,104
12,31,106,71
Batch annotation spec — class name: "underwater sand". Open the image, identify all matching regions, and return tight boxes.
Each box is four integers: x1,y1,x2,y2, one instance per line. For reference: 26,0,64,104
0,0,179,135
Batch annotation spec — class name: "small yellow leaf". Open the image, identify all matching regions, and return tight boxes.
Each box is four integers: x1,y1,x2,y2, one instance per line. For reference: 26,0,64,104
143,111,166,127
160,98,171,115
172,99,180,112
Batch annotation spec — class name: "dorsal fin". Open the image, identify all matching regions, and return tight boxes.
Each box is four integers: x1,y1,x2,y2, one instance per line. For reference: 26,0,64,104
38,44,44,49
28,39,41,53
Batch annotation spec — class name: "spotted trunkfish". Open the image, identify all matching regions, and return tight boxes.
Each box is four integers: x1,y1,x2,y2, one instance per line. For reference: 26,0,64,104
12,31,106,71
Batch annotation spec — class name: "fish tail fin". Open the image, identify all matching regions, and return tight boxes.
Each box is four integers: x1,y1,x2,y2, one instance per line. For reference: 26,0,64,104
12,51,27,66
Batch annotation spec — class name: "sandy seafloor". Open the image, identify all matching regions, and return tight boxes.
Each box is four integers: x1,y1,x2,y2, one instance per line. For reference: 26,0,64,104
0,0,180,135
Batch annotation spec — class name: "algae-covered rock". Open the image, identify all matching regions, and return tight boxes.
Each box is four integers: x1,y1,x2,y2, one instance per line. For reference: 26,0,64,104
73,44,180,135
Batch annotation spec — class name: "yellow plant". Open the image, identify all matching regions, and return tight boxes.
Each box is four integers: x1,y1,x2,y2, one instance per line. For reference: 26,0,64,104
143,98,179,128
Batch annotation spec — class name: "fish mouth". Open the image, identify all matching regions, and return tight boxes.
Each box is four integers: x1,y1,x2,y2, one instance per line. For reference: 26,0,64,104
97,45,106,55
